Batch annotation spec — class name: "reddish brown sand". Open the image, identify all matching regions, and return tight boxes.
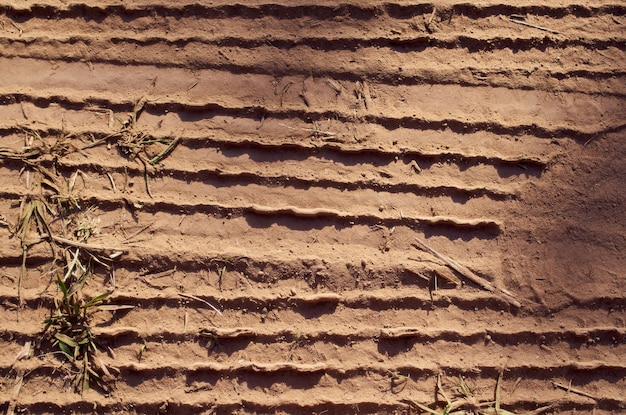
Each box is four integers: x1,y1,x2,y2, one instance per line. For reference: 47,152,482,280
1,1,625,414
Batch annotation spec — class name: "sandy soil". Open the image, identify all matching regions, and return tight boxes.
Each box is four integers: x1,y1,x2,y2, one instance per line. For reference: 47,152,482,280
1,1,625,414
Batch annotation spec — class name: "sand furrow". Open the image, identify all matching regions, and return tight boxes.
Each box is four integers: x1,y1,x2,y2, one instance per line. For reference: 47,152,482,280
1,0,624,413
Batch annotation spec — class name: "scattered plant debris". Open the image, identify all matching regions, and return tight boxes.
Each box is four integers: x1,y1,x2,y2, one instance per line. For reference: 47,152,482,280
0,124,172,394
404,372,554,415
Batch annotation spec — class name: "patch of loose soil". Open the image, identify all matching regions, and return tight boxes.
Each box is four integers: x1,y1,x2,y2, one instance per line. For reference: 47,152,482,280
1,1,625,414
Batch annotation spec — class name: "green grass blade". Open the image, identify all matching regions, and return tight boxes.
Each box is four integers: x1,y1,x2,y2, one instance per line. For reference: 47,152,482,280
56,333,78,348
149,137,180,165
57,340,74,360
82,371,89,393
84,292,109,308
56,274,69,297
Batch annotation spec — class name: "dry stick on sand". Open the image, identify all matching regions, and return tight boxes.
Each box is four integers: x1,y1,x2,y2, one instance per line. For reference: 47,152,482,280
278,123,337,138
39,233,128,253
123,222,153,242
106,172,116,192
178,292,223,316
551,380,597,401
414,237,521,308
507,17,559,34
5,370,24,415
425,6,437,32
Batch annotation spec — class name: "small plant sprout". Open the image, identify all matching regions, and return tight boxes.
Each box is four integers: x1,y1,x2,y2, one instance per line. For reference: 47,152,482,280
10,196,55,309
42,266,111,394
287,330,303,360
137,340,148,362
387,370,409,393
0,106,176,397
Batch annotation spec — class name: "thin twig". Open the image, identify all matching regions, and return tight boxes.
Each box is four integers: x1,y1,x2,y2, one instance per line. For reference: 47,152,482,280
106,172,116,192
80,131,121,150
138,155,153,198
426,6,437,32
427,7,437,25
20,102,28,120
178,292,223,315
551,380,597,401
278,123,337,138
5,370,24,415
414,237,521,308
9,20,23,36
495,369,503,413
508,17,559,34
39,233,128,253
436,373,451,405
279,81,294,108
17,247,27,319
583,134,599,147
142,267,176,279
122,222,153,242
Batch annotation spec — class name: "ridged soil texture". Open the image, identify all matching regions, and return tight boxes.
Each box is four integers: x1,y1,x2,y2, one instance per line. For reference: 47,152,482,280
1,1,625,414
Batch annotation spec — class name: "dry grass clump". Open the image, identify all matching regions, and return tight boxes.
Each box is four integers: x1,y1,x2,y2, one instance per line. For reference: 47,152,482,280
0,123,169,393
405,372,553,415
41,249,113,393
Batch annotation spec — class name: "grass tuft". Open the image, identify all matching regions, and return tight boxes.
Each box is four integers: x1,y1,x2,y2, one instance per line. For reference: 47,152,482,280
2,110,180,395
40,248,112,394
404,372,554,415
